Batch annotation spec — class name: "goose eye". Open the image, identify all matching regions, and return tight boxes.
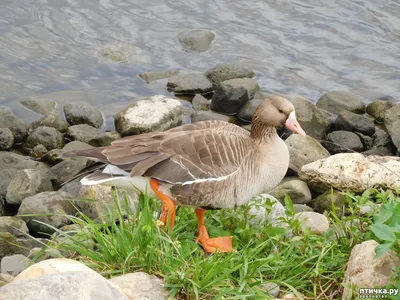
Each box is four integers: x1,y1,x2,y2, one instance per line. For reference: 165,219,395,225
278,109,284,113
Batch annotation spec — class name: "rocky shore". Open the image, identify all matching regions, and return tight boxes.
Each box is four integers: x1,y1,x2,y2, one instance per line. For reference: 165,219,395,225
1,61,399,299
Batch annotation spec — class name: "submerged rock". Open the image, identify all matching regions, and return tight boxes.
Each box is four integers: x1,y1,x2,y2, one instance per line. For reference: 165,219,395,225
20,99,56,116
316,91,365,115
167,72,213,94
177,29,215,53
64,102,103,129
204,61,255,85
0,128,14,150
0,107,28,144
139,69,180,83
324,131,363,153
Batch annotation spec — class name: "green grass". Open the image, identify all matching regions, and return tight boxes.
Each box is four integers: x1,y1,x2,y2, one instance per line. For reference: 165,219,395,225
33,188,400,300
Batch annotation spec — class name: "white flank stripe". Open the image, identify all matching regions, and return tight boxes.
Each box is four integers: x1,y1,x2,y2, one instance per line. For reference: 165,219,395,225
103,164,130,176
182,169,239,185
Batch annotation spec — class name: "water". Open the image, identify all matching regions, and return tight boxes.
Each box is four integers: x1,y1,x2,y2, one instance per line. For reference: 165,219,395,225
0,0,399,129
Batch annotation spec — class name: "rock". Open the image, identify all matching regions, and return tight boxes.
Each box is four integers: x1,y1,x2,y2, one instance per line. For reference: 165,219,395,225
0,217,29,238
139,69,180,83
98,46,128,62
310,190,347,216
334,111,375,136
237,91,265,123
88,131,121,147
167,72,213,94
0,128,14,150
6,169,53,205
192,94,211,111
63,102,104,129
248,194,288,228
0,169,19,200
316,91,365,115
299,153,400,192
17,191,76,235
291,96,330,140
355,132,373,150
49,158,87,187
261,282,280,298
204,61,255,85
192,110,236,123
295,211,329,234
285,135,330,173
0,233,24,261
177,29,215,53
30,144,48,159
293,204,313,213
28,248,63,262
0,273,14,287
268,177,312,205
363,128,396,156
115,95,184,136
109,272,168,300
66,124,101,143
211,78,259,114
43,141,93,165
366,100,395,123
0,152,48,171
324,131,363,153
30,113,69,133
77,185,139,224
0,107,28,144
342,240,400,300
59,179,81,198
1,254,31,276
24,126,65,151
384,103,400,150
20,99,56,116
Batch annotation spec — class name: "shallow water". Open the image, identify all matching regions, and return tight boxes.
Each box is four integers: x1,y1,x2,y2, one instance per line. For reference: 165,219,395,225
0,0,399,128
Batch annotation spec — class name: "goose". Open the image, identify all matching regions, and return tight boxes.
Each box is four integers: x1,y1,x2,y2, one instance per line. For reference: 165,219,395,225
65,95,306,253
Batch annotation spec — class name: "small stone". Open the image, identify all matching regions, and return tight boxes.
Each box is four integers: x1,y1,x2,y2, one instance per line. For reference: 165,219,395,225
167,72,213,94
249,194,289,229
293,204,313,213
192,110,236,123
269,177,312,205
261,282,280,297
1,254,31,276
237,91,265,123
177,29,215,53
30,144,48,159
30,113,69,133
24,126,65,151
316,91,365,115
324,131,364,153
334,111,375,136
295,211,330,234
28,247,63,262
0,107,28,144
192,94,211,111
88,131,121,147
310,190,347,217
0,128,14,150
366,100,395,123
384,103,400,150
139,69,180,83
66,124,101,143
0,217,29,238
64,102,103,129
20,99,56,116
204,61,255,85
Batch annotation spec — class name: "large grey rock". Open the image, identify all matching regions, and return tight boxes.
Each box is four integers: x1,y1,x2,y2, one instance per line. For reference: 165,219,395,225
192,94,211,111
295,211,330,234
334,111,375,136
6,169,53,205
211,78,259,114
0,128,14,150
24,126,65,151
1,254,31,276
0,169,19,200
192,110,236,123
110,272,168,300
88,131,121,147
0,107,28,144
299,153,400,192
363,128,396,156
0,217,29,238
384,102,400,150
49,158,87,187
236,91,265,123
177,29,215,53
291,96,330,140
17,191,76,235
66,124,101,143
366,100,396,123
205,61,255,85
316,91,365,115
30,113,69,133
324,131,363,153
64,102,104,129
20,99,56,116
167,72,213,94
285,134,330,173
342,240,400,300
268,177,312,205
115,95,184,136
0,152,48,170
139,69,180,83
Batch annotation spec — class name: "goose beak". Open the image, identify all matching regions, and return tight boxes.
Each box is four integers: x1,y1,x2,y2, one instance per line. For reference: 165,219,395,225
285,111,306,136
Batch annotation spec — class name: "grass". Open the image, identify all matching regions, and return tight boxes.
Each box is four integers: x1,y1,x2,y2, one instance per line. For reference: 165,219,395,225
32,188,400,300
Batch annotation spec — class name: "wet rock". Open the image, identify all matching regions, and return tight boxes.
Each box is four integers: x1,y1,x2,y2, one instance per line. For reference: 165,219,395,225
285,135,330,173
29,144,48,159
324,131,363,153
0,169,18,200
366,100,395,123
49,158,87,187
139,69,180,83
64,102,103,129
24,126,65,151
167,72,213,95
115,95,184,136
295,211,329,234
211,78,259,114
334,111,375,136
342,240,400,300
20,99,56,116
0,217,29,238
205,61,255,85
30,113,69,133
293,204,313,213
192,110,236,123
291,96,330,140
269,177,312,205
1,254,31,276
177,29,215,53
88,131,121,147
110,272,168,300
0,152,48,170
66,124,101,143
384,102,400,150
237,91,265,122
299,153,400,192
192,94,211,111
316,91,365,115
310,190,347,216
0,107,28,144
0,128,14,150
6,169,53,205
17,191,76,235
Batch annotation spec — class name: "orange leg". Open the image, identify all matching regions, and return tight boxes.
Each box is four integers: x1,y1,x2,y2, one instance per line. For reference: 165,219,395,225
150,179,176,232
195,208,233,253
